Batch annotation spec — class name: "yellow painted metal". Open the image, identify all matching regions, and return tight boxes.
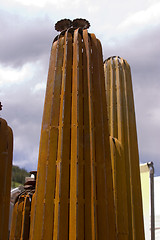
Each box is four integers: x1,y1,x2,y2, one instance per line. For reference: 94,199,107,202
30,28,116,239
104,56,145,240
0,118,13,240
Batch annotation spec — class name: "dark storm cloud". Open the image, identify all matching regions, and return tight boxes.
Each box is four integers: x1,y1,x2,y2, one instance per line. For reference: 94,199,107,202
0,9,57,68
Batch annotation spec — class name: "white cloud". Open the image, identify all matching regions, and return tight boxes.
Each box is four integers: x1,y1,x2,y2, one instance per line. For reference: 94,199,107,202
117,2,160,38
0,64,33,86
13,0,82,10
31,82,46,93
15,0,48,7
151,108,160,125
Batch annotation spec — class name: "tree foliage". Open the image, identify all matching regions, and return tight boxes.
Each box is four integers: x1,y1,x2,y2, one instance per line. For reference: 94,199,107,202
12,165,29,184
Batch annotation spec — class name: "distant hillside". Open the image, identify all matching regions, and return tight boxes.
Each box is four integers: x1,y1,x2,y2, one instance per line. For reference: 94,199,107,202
11,165,29,188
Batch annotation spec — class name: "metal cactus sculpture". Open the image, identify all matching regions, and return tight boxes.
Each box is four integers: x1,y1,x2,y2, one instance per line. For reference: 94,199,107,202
8,19,145,240
0,107,13,240
29,18,117,240
104,56,145,240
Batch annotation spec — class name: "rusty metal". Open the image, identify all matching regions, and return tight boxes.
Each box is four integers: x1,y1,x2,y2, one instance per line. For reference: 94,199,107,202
55,18,90,32
104,56,145,240
29,22,116,240
9,182,35,240
9,201,18,240
0,118,13,240
55,19,72,32
72,18,90,29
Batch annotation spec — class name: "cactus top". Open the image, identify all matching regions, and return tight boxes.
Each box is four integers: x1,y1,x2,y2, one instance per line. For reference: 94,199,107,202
55,18,90,32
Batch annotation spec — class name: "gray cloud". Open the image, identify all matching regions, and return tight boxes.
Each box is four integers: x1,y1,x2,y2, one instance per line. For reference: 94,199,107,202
0,9,57,68
1,59,48,171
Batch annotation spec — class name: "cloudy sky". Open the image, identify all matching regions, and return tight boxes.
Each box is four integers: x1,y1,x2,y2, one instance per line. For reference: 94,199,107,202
0,0,160,175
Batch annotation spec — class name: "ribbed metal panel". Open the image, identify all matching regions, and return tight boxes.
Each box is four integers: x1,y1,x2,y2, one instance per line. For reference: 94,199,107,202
10,190,34,240
104,56,145,240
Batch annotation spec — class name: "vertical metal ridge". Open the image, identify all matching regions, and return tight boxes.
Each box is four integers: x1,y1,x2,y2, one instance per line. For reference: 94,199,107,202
110,58,118,138
76,30,84,240
115,57,123,142
58,29,72,240
14,196,25,240
123,60,145,240
51,34,65,240
118,57,133,239
1,125,13,239
0,119,8,239
120,58,135,240
82,31,92,240
42,41,59,130
31,34,64,240
0,119,13,240
83,30,95,240
104,59,111,129
105,59,112,135
10,201,19,240
31,129,49,239
42,127,58,240
96,39,117,239
91,34,106,239
69,28,79,240
20,194,31,240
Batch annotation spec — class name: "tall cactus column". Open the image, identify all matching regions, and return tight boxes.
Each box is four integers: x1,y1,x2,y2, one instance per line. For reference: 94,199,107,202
30,19,117,240
104,56,145,240
0,115,13,240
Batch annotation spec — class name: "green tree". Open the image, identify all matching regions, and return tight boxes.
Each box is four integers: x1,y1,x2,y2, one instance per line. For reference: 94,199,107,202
12,165,29,185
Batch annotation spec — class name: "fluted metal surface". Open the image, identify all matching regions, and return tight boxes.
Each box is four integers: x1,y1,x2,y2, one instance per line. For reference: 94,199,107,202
104,56,145,240
10,191,34,240
30,29,116,240
0,118,13,240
